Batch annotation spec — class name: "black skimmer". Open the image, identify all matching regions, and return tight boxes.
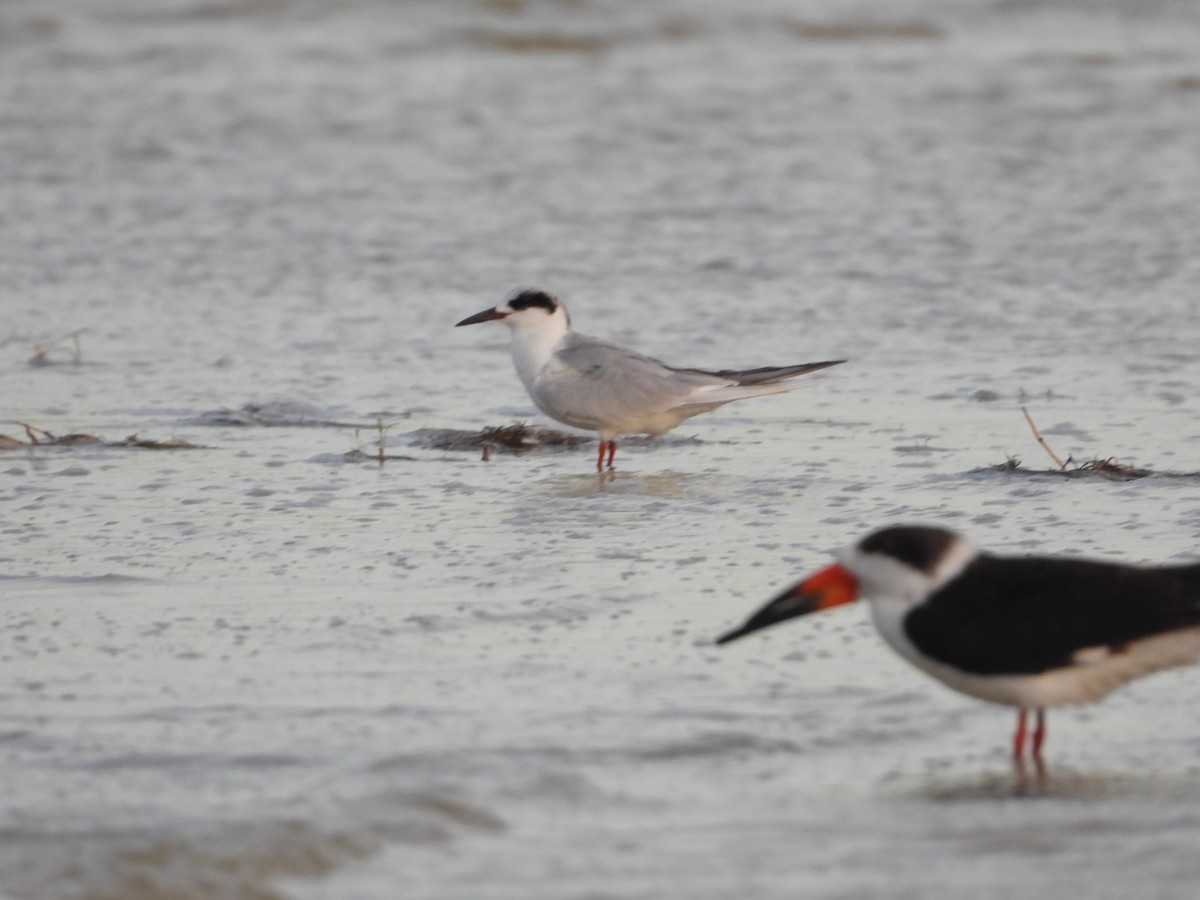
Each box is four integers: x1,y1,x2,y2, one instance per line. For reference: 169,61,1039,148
456,289,844,470
717,526,1200,762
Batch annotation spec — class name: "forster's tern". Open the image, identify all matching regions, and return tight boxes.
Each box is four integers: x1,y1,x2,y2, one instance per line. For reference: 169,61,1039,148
718,525,1200,763
455,289,845,469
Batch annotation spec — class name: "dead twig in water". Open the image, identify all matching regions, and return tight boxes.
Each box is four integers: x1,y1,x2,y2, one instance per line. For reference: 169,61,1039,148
29,330,84,367
985,411,1176,480
347,418,411,465
9,422,101,446
21,422,51,444
1021,406,1066,470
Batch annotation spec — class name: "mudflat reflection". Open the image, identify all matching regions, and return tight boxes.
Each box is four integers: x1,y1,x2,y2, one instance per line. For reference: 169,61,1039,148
539,469,699,499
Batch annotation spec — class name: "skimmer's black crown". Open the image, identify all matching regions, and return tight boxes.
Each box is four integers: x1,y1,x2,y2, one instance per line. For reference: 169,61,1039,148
858,526,959,576
507,289,558,312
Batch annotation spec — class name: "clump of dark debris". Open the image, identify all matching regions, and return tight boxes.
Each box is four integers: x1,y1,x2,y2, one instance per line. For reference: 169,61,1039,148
1,423,202,450
413,424,591,455
0,428,100,448
984,407,1200,481
983,455,1169,481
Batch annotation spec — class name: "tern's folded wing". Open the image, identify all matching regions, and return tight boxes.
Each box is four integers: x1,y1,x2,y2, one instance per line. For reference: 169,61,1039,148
535,338,732,429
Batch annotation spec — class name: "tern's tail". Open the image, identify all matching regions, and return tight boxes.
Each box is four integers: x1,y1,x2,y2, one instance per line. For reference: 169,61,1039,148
712,359,846,386
670,359,846,411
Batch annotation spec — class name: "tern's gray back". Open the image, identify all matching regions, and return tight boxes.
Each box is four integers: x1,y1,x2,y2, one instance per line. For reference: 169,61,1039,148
531,332,731,432
554,333,731,387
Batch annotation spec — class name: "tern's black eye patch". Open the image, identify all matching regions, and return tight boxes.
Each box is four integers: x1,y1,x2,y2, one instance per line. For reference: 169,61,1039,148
508,289,557,312
859,526,957,575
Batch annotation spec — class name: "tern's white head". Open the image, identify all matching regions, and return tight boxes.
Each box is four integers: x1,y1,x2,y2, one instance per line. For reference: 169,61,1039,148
455,288,575,389
455,288,571,335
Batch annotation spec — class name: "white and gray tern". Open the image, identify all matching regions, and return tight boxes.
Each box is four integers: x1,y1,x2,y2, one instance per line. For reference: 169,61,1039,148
456,289,845,469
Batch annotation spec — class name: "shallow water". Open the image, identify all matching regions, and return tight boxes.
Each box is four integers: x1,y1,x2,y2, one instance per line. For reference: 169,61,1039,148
4,0,1200,897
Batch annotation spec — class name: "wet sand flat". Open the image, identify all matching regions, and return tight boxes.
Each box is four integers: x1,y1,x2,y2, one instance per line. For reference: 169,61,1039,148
3,0,1200,897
